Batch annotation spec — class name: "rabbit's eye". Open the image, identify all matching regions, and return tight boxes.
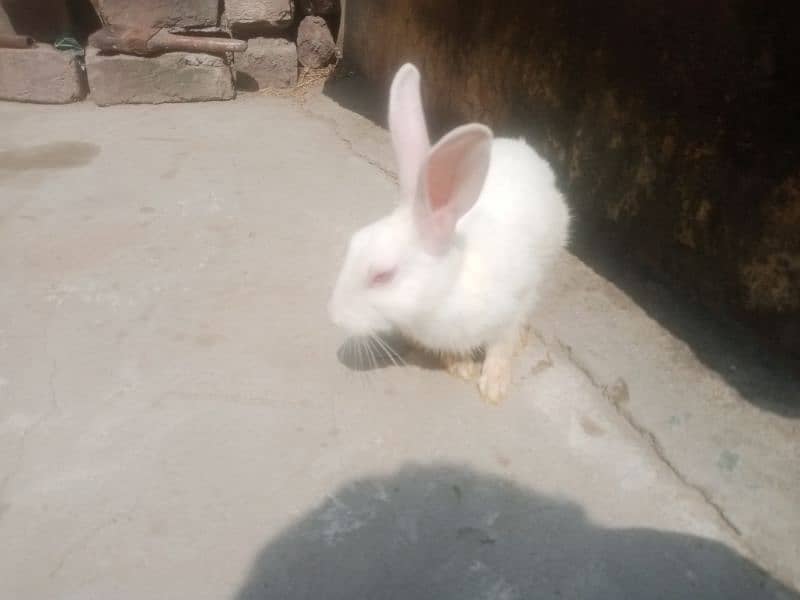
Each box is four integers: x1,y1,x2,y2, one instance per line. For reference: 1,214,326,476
369,268,396,287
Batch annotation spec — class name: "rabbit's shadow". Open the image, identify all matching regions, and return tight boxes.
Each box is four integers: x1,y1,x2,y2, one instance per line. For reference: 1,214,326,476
337,334,483,372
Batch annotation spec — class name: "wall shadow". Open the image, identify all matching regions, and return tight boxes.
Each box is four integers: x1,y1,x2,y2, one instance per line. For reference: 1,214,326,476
322,73,799,418
570,229,800,419
324,71,387,128
234,464,796,599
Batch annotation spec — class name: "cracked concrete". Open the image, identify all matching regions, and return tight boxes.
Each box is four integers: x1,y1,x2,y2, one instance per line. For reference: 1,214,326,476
552,336,745,538
529,255,800,589
0,92,798,599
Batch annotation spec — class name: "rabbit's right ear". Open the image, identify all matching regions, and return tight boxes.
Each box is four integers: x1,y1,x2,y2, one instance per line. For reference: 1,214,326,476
389,63,431,201
413,124,492,254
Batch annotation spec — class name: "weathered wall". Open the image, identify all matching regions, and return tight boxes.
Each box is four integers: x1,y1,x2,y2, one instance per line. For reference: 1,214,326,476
341,1,800,356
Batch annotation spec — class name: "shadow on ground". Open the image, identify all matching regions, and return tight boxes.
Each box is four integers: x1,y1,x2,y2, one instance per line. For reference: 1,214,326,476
322,75,800,418
234,464,795,599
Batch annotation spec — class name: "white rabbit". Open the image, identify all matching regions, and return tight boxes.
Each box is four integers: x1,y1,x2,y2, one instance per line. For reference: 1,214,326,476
328,63,570,404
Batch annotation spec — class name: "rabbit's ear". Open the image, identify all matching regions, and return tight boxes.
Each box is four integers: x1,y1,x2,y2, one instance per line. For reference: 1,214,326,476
414,124,492,253
389,63,431,201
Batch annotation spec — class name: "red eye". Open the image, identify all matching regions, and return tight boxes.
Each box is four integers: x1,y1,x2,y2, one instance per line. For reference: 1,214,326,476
369,268,396,287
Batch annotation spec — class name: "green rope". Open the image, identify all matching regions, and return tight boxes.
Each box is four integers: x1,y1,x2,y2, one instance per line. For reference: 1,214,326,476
54,35,84,56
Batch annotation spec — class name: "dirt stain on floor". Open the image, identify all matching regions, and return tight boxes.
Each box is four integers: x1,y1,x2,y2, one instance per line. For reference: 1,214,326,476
0,141,100,172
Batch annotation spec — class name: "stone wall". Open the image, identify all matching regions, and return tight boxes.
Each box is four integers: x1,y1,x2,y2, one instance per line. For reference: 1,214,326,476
89,0,339,102
340,1,800,356
0,0,340,104
0,0,87,103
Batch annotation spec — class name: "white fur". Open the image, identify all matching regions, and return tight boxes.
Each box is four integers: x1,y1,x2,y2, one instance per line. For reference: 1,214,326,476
329,64,569,357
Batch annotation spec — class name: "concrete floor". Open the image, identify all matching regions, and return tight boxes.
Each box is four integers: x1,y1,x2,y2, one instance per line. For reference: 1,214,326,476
0,91,798,599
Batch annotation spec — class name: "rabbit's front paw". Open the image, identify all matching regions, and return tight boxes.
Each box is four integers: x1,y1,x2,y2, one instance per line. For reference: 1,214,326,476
478,357,511,405
444,355,482,382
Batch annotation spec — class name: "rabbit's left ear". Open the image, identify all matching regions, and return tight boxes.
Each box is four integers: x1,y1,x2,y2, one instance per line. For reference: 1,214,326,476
389,63,431,201
414,124,492,253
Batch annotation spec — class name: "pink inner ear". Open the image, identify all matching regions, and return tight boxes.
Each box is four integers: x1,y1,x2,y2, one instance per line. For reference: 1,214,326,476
427,153,459,213
416,125,492,250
